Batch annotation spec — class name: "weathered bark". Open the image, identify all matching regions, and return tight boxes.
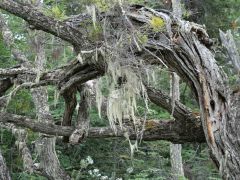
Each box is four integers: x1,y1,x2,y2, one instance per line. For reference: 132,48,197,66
172,0,182,19
122,6,238,178
146,86,200,124
0,149,11,180
170,144,184,178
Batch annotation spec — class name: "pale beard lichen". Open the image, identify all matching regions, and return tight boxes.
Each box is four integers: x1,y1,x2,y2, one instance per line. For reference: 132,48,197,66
124,132,138,160
96,59,149,135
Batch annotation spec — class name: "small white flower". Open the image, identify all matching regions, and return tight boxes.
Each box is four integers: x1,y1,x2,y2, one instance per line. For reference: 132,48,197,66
116,178,123,180
88,170,93,175
87,156,94,164
100,176,108,180
126,167,133,174
93,168,99,174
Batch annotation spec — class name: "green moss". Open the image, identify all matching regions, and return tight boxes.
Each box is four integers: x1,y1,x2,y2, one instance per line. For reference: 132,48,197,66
150,16,165,32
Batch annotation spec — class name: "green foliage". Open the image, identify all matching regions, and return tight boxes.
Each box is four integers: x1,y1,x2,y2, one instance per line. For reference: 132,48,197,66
51,5,66,19
7,89,36,117
43,5,67,20
202,0,240,37
0,34,16,68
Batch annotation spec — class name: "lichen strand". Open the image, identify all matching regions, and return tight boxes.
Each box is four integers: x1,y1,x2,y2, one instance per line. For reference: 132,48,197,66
96,59,148,134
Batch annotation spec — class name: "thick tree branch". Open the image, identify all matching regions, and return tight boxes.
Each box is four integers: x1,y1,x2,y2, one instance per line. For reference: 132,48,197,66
0,0,83,47
147,86,200,124
0,112,205,143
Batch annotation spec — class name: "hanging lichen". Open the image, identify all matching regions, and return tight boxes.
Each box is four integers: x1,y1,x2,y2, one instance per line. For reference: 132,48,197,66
96,56,149,134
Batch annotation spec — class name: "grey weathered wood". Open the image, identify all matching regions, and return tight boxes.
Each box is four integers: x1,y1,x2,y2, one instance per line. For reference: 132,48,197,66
172,0,182,19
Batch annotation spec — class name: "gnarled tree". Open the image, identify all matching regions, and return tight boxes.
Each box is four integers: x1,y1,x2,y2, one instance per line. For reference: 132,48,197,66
0,0,239,179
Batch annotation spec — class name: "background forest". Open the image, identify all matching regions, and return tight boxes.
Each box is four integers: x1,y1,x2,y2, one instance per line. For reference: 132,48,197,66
0,0,240,179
